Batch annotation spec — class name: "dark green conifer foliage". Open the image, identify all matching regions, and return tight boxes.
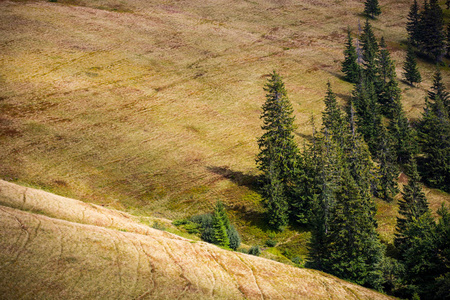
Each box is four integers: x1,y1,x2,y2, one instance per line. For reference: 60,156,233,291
428,68,450,113
351,77,383,156
325,167,384,290
212,206,230,247
215,201,230,229
388,99,417,164
322,82,346,146
342,29,360,84
364,0,381,19
256,71,299,228
407,0,421,46
361,19,380,81
227,225,241,250
262,161,289,230
418,0,446,61
418,95,450,192
403,44,422,86
394,158,429,251
376,38,402,118
376,125,399,202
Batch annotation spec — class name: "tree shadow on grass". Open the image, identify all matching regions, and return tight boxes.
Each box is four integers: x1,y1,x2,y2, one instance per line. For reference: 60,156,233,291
206,166,260,191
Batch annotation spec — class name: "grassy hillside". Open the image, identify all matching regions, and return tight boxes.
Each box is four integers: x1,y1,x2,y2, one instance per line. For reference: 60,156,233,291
0,180,394,299
0,0,449,260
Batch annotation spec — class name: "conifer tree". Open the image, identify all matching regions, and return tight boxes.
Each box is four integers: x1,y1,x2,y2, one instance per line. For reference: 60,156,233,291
256,71,300,228
418,0,446,61
215,201,230,229
388,99,417,164
376,125,399,202
428,68,450,113
322,82,346,146
361,19,380,81
394,158,429,251
325,167,384,289
351,76,383,156
364,0,381,19
418,95,450,192
212,205,230,247
262,161,289,230
376,37,402,118
403,44,422,86
342,29,360,84
406,0,421,46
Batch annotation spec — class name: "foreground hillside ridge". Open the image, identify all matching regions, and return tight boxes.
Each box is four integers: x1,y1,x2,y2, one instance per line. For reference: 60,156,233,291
0,180,392,299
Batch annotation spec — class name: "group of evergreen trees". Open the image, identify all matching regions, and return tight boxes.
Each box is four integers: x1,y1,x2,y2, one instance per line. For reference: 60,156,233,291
191,201,241,250
406,0,448,62
255,14,450,296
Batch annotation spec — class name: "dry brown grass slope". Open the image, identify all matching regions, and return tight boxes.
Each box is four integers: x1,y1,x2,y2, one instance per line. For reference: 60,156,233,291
1,0,448,222
0,180,393,299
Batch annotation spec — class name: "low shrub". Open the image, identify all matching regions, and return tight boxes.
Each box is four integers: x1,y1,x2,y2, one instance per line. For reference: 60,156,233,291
248,245,261,256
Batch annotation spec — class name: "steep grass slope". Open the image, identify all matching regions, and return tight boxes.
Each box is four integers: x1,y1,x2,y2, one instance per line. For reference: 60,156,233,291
0,180,393,299
1,0,448,221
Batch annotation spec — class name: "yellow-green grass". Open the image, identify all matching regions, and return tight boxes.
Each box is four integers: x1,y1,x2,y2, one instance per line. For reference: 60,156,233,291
0,0,449,255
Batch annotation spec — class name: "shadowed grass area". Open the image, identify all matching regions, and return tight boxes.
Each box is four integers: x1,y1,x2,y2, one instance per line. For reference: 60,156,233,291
0,0,449,259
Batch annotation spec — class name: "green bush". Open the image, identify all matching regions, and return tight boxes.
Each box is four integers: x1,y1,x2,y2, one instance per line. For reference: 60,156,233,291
190,213,213,228
248,245,261,256
201,226,215,243
172,219,189,226
184,223,200,234
227,225,241,250
265,239,277,247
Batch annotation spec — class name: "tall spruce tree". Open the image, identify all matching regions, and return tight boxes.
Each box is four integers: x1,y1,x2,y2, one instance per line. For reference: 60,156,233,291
361,19,380,82
325,167,384,290
388,99,417,164
376,37,402,118
351,76,383,156
406,0,421,46
212,203,230,247
403,44,422,86
394,158,429,251
256,71,300,229
342,29,361,84
376,125,399,202
418,0,446,61
428,68,450,113
364,0,381,19
263,161,289,229
418,95,450,192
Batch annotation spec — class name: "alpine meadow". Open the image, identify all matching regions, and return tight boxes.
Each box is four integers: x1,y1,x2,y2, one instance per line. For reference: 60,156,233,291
1,0,450,299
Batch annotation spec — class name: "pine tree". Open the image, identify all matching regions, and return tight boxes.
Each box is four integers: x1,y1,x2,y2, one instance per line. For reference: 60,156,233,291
394,158,429,251
361,19,380,81
215,201,230,229
418,95,450,192
262,161,289,230
256,71,300,228
325,167,384,290
364,0,381,19
342,29,361,84
418,0,446,61
403,44,422,86
376,37,402,118
212,205,230,247
351,76,383,156
406,0,421,46
376,125,399,202
428,68,450,113
388,99,417,164
322,82,346,146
